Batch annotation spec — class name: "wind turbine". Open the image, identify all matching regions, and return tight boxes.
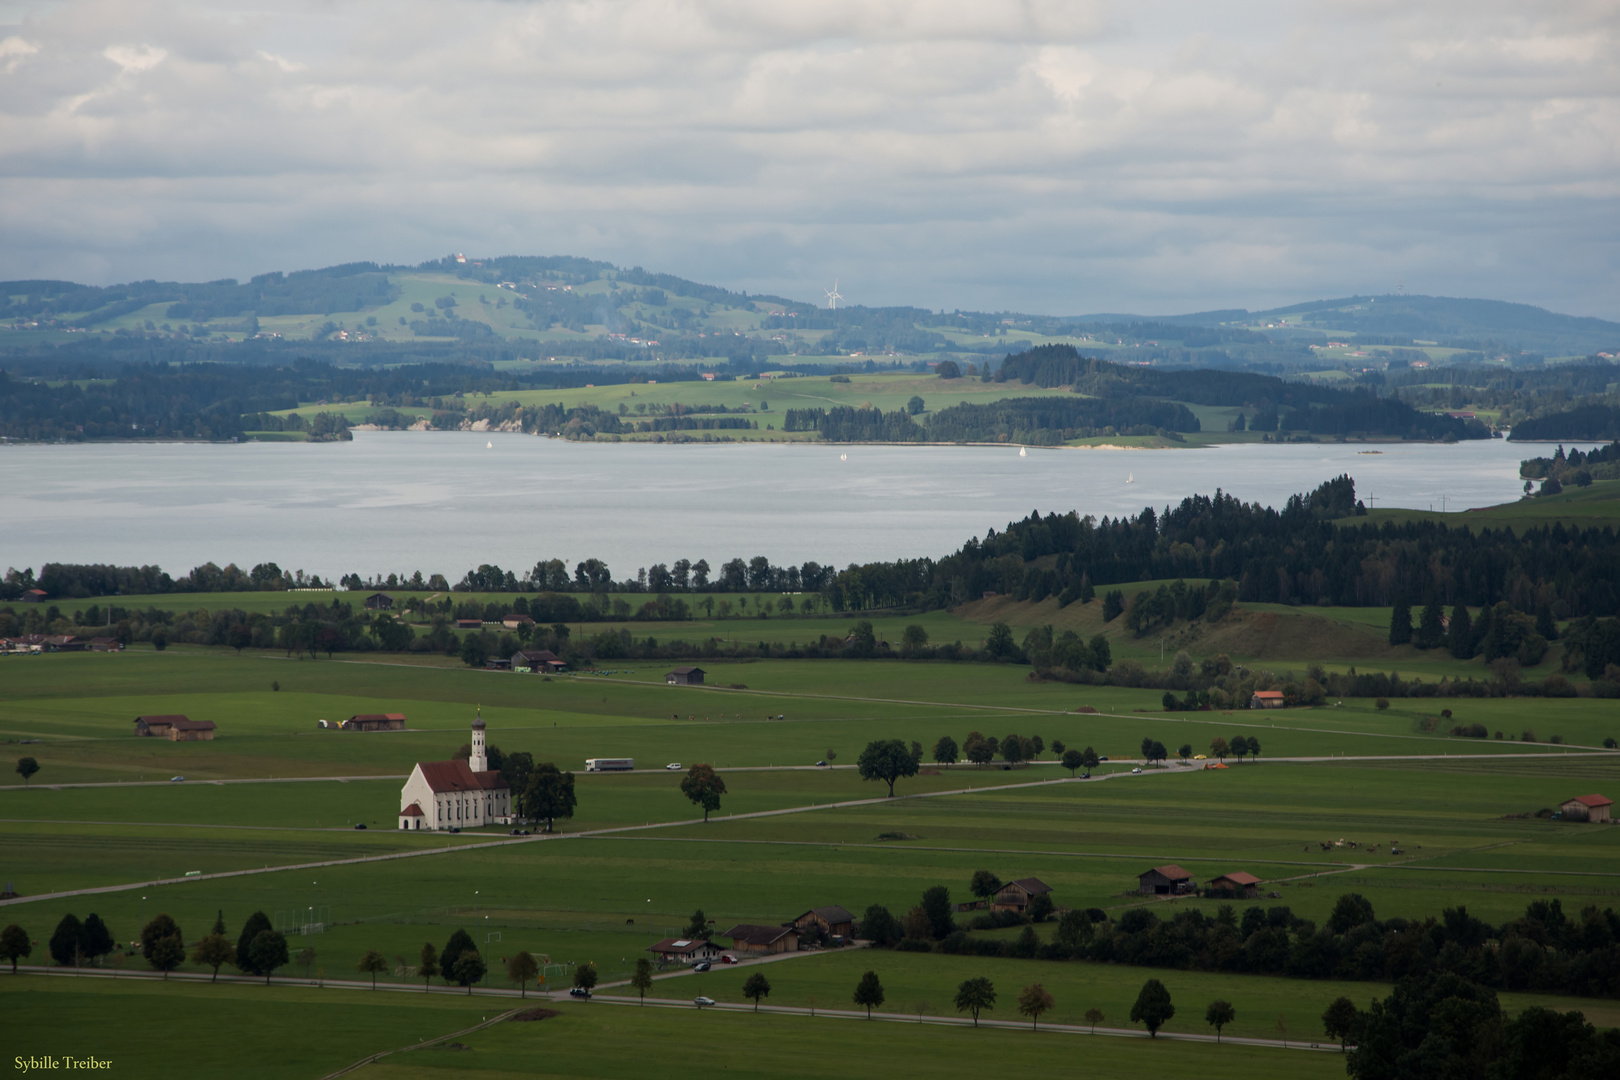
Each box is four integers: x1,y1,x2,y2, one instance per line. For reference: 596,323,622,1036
825,279,843,310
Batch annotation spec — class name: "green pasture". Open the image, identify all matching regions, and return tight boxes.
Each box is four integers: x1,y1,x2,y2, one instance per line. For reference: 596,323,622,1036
0,978,1339,1080
1362,478,1620,528
684,946,1620,1040
0,975,494,1080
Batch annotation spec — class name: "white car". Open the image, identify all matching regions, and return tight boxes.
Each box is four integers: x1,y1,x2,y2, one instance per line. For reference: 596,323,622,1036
665,762,682,771
694,996,716,1008
170,776,185,782
1131,767,1143,774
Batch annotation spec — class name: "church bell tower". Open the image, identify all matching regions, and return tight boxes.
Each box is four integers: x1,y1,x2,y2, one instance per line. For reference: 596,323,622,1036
470,706,487,773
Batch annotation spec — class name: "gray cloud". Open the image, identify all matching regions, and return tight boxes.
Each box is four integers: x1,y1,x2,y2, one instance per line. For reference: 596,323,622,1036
0,0,1615,316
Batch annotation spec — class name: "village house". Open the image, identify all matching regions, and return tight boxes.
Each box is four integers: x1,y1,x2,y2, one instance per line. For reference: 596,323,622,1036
790,905,855,938
647,938,729,964
89,637,124,652
665,666,705,685
397,710,510,830
722,923,800,954
1206,871,1263,898
343,713,406,732
1139,864,1195,895
991,878,1054,913
1561,794,1613,823
1251,690,1286,709
363,592,394,611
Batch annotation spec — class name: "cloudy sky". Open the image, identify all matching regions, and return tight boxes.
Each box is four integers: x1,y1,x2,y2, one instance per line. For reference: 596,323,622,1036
1,0,1616,316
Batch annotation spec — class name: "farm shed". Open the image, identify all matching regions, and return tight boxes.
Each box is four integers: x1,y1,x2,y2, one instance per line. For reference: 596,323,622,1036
666,666,706,685
502,614,535,630
1139,864,1195,895
791,905,855,938
455,618,483,630
134,714,213,739
1561,794,1613,823
1251,690,1285,709
363,592,394,610
992,878,1053,913
723,924,800,954
512,650,565,674
343,713,406,732
1207,871,1262,898
20,589,47,603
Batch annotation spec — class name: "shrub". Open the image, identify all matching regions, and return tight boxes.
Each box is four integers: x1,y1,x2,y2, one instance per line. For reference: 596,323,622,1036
1375,697,1390,710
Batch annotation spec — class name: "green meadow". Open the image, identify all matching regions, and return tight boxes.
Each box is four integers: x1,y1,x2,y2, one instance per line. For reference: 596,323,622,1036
3,640,1619,1077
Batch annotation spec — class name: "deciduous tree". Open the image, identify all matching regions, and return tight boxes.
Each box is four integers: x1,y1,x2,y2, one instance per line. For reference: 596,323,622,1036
969,870,1002,900
249,929,289,984
190,933,233,982
1084,1006,1104,1033
0,923,30,973
743,972,772,1011
50,913,84,967
1062,748,1085,775
357,949,389,989
858,739,919,797
932,736,958,765
453,950,487,994
1018,983,1055,1029
631,957,653,1004
1322,996,1358,1052
526,763,578,833
1131,978,1175,1037
16,757,39,786
1206,999,1235,1042
954,977,996,1027
418,943,439,991
236,910,272,973
507,950,539,997
680,763,727,821
853,970,885,1018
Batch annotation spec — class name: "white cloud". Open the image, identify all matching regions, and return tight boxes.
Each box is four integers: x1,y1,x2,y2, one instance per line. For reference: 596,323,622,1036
0,0,1614,317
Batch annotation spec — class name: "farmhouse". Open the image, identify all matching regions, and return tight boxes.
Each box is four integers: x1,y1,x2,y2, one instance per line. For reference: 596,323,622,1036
397,710,511,830
722,924,800,954
791,905,855,938
1561,794,1613,823
512,649,566,674
1207,871,1262,898
134,715,216,741
647,938,728,963
992,878,1053,913
363,592,394,610
1139,864,1195,895
20,589,47,603
1251,690,1286,709
666,666,706,685
89,637,124,652
343,713,406,732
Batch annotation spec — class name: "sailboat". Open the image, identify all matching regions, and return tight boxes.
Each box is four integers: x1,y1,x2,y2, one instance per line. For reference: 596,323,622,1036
486,440,493,449
1019,447,1027,457
1126,472,1135,484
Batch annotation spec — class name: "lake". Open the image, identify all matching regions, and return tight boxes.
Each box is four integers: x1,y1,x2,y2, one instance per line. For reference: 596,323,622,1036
0,434,1535,580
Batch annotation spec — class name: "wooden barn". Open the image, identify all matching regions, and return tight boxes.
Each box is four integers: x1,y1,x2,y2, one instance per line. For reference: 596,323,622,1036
666,666,706,685
1139,864,1195,895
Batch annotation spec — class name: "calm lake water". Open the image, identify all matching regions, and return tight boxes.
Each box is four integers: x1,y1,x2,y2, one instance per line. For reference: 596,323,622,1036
0,434,1535,579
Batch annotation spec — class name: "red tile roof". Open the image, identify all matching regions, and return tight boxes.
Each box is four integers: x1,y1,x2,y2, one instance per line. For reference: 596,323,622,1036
1001,877,1052,896
135,714,189,724
400,802,425,817
1145,864,1193,881
349,713,407,722
723,924,799,947
1252,690,1285,699
415,759,508,793
1568,794,1614,809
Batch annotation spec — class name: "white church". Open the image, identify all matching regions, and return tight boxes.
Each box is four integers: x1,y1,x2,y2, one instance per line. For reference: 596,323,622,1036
398,709,512,830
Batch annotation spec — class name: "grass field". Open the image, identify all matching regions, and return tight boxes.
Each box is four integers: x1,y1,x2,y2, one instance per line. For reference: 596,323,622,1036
4,639,1620,1077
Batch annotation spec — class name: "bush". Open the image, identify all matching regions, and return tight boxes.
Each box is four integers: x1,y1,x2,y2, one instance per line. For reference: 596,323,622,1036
897,938,934,952
1375,697,1390,710
1449,722,1488,738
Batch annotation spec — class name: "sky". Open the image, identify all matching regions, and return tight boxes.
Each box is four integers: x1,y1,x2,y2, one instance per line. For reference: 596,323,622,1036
1,0,1616,317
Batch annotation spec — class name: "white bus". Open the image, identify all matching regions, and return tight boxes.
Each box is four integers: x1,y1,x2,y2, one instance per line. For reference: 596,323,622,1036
585,758,635,772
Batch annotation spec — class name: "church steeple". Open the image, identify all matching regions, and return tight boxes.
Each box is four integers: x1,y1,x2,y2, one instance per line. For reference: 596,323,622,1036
470,706,487,772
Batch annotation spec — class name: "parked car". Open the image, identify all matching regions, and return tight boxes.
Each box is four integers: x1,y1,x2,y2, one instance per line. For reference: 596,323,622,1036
814,760,828,767
169,776,184,782
353,823,367,829
1193,754,1208,760
694,996,716,1008
569,987,592,998
1098,756,1109,761
719,954,738,965
665,762,682,770
1131,766,1143,774
693,961,711,971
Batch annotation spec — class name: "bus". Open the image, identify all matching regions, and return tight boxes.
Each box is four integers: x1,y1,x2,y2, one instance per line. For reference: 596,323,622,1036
585,758,634,772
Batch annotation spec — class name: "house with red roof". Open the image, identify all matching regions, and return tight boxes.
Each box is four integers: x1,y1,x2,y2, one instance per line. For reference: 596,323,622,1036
397,709,510,830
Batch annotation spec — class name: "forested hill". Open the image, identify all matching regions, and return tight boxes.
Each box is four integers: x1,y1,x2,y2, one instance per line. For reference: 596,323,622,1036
823,475,1620,622
994,346,1485,441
